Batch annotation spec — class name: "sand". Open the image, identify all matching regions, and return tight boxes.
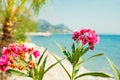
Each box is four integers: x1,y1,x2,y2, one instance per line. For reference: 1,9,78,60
5,43,114,80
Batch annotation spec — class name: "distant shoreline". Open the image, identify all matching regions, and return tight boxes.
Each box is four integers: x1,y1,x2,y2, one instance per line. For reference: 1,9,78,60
25,32,120,36
25,32,52,37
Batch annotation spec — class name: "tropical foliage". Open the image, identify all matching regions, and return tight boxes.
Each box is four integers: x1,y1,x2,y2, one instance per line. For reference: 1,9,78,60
0,0,47,55
13,15,38,42
0,13,38,42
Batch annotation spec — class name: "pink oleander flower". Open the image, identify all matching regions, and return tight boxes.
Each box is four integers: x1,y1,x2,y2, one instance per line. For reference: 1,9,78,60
0,55,9,72
2,47,10,55
27,47,34,53
33,50,40,58
72,28,99,50
9,43,19,54
72,31,80,42
20,44,27,52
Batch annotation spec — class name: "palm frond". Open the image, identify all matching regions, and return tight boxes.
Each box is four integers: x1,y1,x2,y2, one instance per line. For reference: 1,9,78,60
31,0,47,14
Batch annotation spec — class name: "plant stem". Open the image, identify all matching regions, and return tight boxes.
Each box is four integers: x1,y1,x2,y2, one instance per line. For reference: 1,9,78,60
71,66,75,80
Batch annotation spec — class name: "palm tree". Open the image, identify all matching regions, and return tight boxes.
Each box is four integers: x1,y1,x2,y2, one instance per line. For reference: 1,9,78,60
0,0,48,80
0,0,47,55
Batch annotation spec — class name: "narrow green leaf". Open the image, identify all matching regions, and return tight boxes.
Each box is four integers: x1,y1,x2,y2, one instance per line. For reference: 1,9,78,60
106,57,120,80
29,54,32,61
56,43,72,63
38,48,47,65
78,53,104,65
34,63,39,79
78,47,84,58
72,43,75,54
50,53,71,79
73,45,82,66
43,56,48,68
29,69,34,77
44,57,65,74
81,47,90,56
7,69,28,77
39,56,47,80
39,64,44,80
64,49,72,63
17,57,27,66
75,72,111,79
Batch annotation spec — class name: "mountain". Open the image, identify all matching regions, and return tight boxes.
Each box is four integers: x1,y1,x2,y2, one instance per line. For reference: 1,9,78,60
37,20,72,33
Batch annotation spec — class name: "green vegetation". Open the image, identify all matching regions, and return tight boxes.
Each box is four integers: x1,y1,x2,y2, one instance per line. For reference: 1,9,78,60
0,13,38,42
107,57,120,80
14,15,38,42
0,0,47,56
54,43,111,80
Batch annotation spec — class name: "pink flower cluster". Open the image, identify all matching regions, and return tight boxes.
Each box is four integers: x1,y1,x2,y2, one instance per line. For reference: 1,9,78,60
0,43,40,72
72,28,99,50
0,55,9,72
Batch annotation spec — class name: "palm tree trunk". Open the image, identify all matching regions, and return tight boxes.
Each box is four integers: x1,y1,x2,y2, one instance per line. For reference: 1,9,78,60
0,19,14,51
0,19,14,80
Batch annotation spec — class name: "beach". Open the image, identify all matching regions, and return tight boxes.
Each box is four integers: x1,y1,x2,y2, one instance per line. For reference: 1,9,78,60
6,43,114,80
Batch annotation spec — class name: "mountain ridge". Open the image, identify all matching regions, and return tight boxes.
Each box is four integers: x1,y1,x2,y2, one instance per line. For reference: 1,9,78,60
37,19,72,33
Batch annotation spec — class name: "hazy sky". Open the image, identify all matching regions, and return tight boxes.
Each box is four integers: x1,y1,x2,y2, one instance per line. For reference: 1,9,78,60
39,0,120,34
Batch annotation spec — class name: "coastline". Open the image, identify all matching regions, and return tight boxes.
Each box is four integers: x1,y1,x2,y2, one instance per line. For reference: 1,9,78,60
25,32,52,37
7,43,114,80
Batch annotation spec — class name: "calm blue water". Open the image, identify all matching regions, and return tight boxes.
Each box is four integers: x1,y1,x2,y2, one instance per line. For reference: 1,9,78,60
28,34,120,74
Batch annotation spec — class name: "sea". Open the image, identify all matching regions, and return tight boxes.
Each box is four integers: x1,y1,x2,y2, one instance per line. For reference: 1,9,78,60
28,34,120,74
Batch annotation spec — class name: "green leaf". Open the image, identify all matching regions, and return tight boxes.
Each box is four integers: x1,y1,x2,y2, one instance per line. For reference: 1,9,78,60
38,48,47,65
106,57,120,80
29,69,34,77
78,53,104,65
7,69,28,77
39,56,47,80
33,63,39,79
81,47,90,57
72,43,75,54
17,57,27,66
50,52,71,79
56,43,72,63
73,45,82,66
29,54,33,61
64,49,72,63
44,56,65,74
39,64,44,80
75,72,111,79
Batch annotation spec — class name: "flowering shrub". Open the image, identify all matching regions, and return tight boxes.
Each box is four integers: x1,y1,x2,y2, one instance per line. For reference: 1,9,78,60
54,28,111,80
0,43,39,72
0,43,62,80
0,43,40,72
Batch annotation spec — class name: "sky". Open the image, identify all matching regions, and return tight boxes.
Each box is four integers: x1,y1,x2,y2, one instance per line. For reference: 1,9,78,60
38,0,120,34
